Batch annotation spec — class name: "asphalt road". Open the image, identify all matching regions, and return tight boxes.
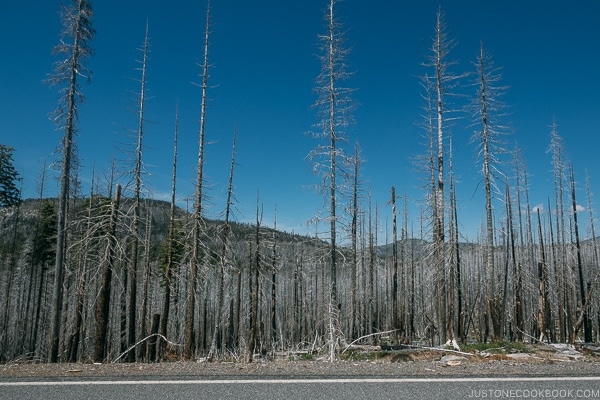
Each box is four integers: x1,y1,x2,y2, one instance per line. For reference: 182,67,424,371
2,376,600,400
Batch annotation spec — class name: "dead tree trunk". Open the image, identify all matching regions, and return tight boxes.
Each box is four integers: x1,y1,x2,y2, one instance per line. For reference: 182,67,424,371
247,201,262,363
505,183,523,341
390,187,399,342
94,184,121,363
139,210,152,361
350,145,361,340
570,165,592,342
126,22,151,363
185,2,211,359
48,0,94,363
159,106,179,361
270,208,278,350
209,130,237,360
67,189,95,362
536,208,551,342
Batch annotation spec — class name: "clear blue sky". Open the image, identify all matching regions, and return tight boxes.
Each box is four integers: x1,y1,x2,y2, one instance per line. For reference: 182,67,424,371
1,0,599,241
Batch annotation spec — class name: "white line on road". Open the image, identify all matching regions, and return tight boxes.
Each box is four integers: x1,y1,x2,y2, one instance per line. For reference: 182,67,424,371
2,376,600,386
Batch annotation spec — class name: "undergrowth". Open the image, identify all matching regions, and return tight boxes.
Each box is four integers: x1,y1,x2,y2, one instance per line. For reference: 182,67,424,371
460,341,532,354
339,349,389,361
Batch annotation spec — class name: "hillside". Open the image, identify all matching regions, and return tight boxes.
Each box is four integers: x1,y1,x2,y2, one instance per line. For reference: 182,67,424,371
1,197,599,364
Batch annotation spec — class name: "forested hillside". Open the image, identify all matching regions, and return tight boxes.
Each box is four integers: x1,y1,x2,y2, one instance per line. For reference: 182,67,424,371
0,197,325,362
0,195,598,363
0,0,599,364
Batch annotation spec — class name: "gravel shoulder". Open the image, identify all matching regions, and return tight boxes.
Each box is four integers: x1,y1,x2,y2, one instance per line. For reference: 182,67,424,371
1,345,599,379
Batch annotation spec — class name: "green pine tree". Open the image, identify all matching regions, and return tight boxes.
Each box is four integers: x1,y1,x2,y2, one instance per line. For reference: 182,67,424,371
0,145,21,208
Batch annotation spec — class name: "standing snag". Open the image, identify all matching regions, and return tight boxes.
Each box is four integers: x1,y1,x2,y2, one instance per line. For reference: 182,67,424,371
94,184,121,362
158,106,181,361
123,21,151,363
185,1,212,358
469,43,510,341
46,0,95,363
308,0,355,361
421,7,462,345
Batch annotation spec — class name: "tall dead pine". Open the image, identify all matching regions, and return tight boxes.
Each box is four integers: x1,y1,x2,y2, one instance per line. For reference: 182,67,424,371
570,165,592,342
422,8,461,344
470,43,509,340
126,21,150,363
185,1,211,359
308,0,354,360
47,0,95,363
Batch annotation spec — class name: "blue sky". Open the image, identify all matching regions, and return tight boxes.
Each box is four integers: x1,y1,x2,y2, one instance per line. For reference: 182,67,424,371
1,1,599,241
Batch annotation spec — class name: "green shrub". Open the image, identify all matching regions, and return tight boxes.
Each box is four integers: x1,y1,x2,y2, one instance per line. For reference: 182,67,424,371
461,341,531,354
340,349,389,361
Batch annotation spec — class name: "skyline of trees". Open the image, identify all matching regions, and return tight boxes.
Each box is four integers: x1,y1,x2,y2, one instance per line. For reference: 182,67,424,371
0,0,598,364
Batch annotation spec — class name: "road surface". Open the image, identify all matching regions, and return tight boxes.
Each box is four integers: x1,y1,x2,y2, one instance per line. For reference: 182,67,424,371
2,376,600,399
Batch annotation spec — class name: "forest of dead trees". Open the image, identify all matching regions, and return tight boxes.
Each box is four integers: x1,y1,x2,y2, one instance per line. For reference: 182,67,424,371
0,0,598,363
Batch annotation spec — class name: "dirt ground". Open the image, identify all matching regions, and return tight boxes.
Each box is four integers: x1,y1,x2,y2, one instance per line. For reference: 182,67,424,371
1,344,599,379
